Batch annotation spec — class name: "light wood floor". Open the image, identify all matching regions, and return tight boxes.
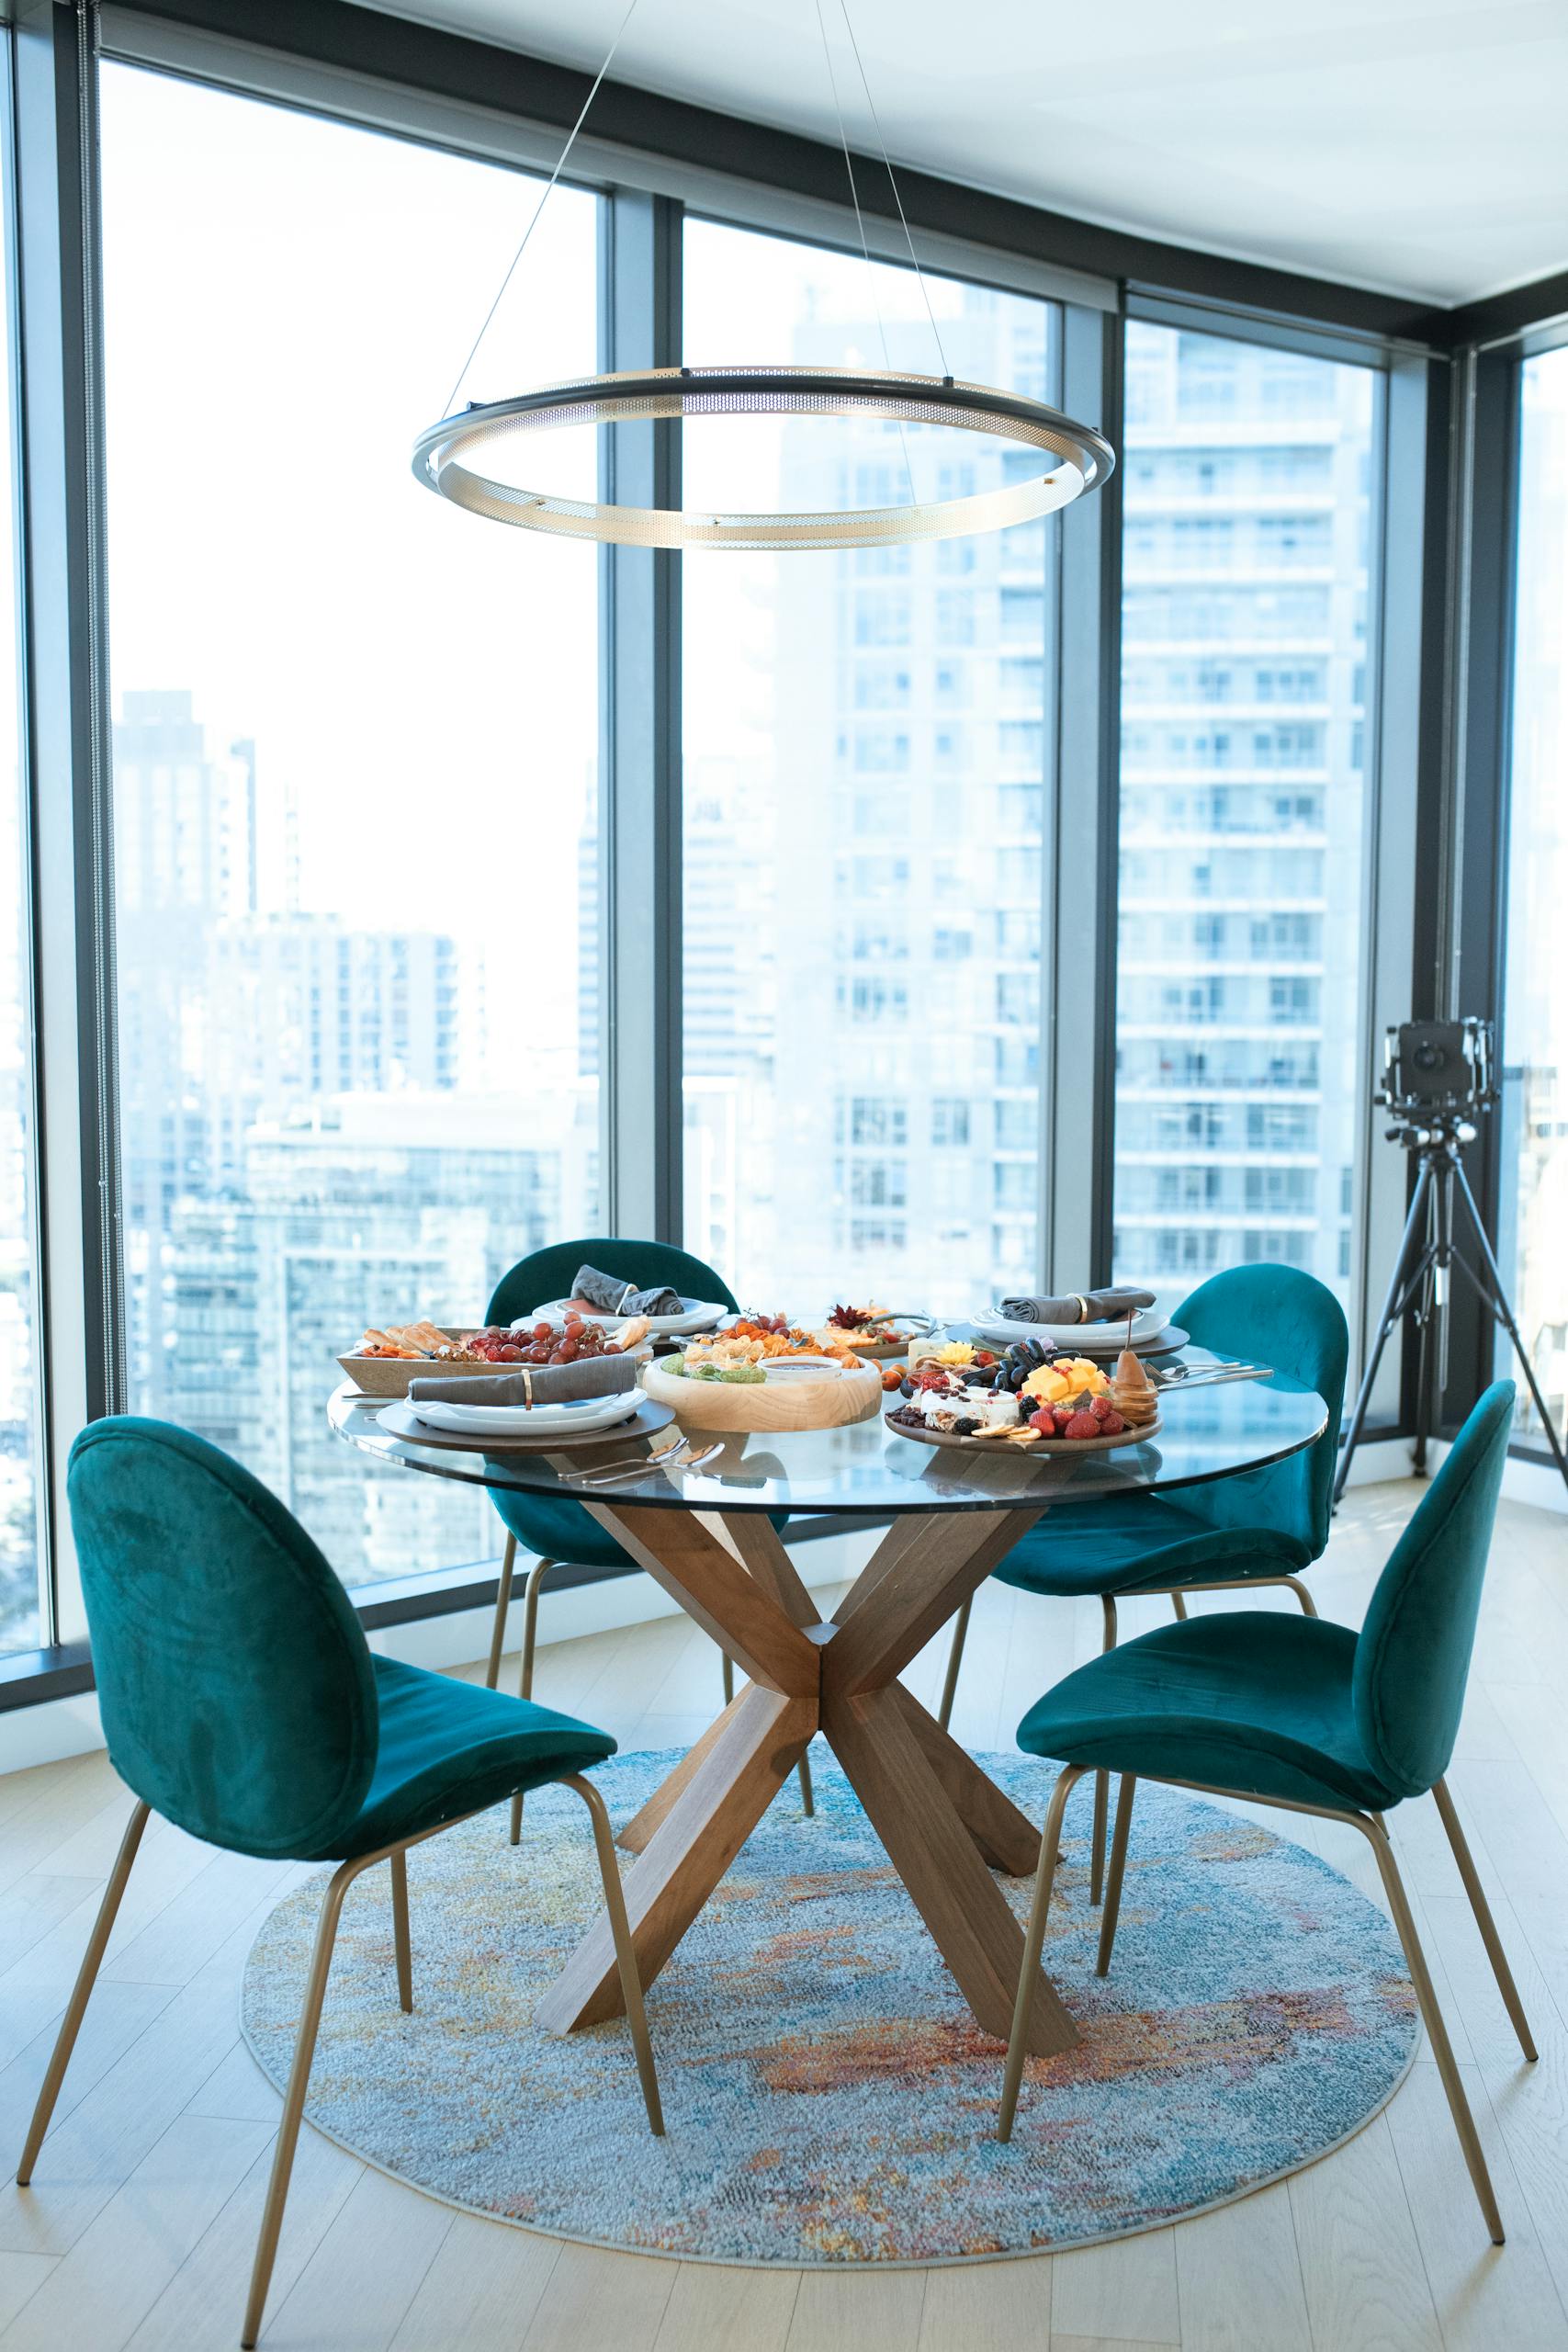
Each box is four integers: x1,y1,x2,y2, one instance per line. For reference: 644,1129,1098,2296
0,1479,1565,2350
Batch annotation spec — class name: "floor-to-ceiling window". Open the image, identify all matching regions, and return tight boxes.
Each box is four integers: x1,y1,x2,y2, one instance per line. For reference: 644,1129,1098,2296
1112,320,1376,1310
0,51,42,1653
99,66,601,1586
682,219,1059,1317
1499,345,1568,1450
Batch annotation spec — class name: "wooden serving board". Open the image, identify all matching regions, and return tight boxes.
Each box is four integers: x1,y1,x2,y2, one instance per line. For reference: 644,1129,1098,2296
640,1356,883,1431
885,1409,1163,1455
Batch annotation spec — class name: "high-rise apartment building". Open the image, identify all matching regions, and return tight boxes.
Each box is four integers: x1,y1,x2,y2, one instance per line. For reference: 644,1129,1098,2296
684,272,1055,1314
1113,323,1371,1300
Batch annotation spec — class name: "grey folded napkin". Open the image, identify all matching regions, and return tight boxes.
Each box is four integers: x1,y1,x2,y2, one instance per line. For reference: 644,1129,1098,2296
409,1354,637,1408
571,1263,682,1317
998,1284,1157,1326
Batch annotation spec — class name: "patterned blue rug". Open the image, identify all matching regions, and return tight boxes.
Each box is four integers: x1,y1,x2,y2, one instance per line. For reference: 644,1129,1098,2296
241,1747,1416,2264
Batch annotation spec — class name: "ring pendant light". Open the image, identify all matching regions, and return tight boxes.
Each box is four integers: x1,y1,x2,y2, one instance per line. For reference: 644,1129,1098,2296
412,0,1115,548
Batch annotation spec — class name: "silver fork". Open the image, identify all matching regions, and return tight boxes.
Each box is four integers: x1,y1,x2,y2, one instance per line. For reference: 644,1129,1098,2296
572,1437,721,1487
1144,1361,1273,1388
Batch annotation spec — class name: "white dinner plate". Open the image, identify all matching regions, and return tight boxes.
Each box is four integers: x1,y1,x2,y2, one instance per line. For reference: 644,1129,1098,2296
523,1296,727,1338
971,1306,1171,1353
404,1389,642,1437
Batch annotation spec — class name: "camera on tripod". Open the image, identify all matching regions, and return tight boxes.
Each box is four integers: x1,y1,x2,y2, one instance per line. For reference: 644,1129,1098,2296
1377,1017,1497,1138
1337,1009,1568,1504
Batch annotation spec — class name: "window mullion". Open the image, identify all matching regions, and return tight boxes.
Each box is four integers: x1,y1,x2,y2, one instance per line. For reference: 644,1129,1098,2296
601,187,682,1240
1043,300,1122,1291
13,3,118,1647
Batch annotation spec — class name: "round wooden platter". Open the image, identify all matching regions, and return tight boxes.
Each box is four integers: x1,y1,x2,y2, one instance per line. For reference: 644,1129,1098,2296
885,1408,1163,1455
640,1354,885,1431
376,1396,675,1453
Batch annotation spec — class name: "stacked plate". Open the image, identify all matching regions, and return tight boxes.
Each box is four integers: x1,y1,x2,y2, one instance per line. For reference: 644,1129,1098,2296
971,1305,1172,1355
404,1389,643,1439
521,1297,727,1340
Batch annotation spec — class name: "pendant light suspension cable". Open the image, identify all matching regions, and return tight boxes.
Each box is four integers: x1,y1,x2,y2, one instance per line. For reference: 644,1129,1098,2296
441,0,645,414
811,0,916,505
834,0,952,381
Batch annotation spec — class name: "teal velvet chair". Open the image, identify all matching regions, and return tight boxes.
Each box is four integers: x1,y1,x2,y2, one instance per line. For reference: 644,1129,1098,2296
479,1238,812,1832
998,1381,1533,2243
18,1419,662,2348
939,1263,1348,1900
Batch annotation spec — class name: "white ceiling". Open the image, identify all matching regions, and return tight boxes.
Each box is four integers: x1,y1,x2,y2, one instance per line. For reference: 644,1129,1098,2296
353,0,1568,309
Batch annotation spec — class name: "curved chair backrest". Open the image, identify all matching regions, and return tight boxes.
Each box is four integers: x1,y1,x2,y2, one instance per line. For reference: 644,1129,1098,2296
68,1419,379,1860
1176,1263,1349,1560
486,1237,740,1331
1352,1380,1514,1801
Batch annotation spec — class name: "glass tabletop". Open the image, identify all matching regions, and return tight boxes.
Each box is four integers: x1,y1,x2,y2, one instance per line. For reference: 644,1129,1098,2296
327,1352,1327,1516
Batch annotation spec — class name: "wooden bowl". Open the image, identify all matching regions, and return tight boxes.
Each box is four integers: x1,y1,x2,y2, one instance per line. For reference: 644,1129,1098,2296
640,1355,883,1431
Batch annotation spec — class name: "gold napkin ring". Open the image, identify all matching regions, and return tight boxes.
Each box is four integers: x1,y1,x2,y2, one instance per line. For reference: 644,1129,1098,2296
522,1367,534,1411
1072,1295,1089,1323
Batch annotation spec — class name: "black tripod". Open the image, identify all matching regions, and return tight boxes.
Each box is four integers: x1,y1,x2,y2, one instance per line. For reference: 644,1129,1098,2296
1335,1115,1568,1505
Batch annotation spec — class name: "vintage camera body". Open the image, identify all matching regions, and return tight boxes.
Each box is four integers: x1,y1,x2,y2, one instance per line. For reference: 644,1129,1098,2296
1380,1017,1495,1125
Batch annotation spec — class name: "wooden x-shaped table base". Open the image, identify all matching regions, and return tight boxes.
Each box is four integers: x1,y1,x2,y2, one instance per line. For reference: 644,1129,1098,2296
533,1499,1079,2059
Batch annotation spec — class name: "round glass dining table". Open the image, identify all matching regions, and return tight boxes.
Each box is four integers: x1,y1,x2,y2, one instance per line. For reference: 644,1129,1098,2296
329,1363,1326,2061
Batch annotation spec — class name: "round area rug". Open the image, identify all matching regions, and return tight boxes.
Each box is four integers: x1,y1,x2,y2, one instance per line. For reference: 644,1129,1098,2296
241,1749,1417,2264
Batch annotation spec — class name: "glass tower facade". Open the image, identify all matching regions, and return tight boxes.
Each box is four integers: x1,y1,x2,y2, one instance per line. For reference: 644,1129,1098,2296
1112,322,1375,1306
682,221,1057,1317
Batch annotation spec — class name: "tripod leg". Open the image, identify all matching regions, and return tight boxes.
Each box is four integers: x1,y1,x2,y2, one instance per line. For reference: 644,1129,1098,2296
1452,1160,1568,1490
1412,1162,1450,1477
1336,1159,1434,1506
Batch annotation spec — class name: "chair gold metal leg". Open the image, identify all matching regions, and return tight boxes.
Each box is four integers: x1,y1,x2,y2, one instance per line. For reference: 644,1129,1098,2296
1432,1778,1538,2063
1170,1591,1189,1621
1096,1775,1137,1976
1284,1575,1317,1616
1089,1596,1117,1905
720,1649,734,1707
938,1594,972,1734
242,1852,368,2347
519,1556,552,1702
561,1774,664,2135
389,1849,412,2014
1089,1765,1508,2244
998,1765,1085,2140
484,1533,516,1690
511,1555,557,1845
1357,1814,1506,2245
17,1798,151,2185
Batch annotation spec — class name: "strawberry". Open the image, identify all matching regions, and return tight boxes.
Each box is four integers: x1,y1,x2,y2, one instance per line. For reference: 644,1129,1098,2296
1100,1410,1126,1434
1065,1410,1100,1440
1028,1408,1055,1434
1053,1404,1075,1430
1089,1396,1114,1422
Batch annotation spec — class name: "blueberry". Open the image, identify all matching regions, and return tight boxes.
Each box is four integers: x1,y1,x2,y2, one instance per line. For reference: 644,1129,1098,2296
899,1377,915,1397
